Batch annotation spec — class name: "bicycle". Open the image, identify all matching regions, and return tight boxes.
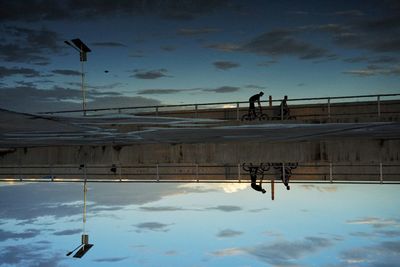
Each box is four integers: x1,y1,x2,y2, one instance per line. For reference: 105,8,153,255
241,109,269,121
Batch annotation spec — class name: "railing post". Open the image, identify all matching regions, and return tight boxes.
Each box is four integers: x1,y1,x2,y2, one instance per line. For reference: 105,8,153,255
238,163,241,182
269,95,272,107
155,106,159,117
379,162,383,184
156,164,159,182
236,102,240,121
329,163,333,183
194,104,198,119
377,95,381,118
327,97,331,120
119,164,122,182
196,164,199,182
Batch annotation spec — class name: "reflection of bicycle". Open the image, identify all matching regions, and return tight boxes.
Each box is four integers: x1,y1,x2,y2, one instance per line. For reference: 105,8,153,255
241,110,269,121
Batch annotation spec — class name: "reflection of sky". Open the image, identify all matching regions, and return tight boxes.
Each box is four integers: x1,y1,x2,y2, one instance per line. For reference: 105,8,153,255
0,182,399,267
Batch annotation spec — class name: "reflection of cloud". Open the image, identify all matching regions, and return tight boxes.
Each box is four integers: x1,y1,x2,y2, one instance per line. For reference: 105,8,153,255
53,229,81,236
339,241,400,266
213,236,335,264
165,250,178,256
0,244,62,266
211,247,245,257
347,217,400,228
179,183,248,193
139,206,184,212
300,184,337,192
0,229,40,241
216,229,243,238
93,257,129,262
207,205,242,212
0,183,185,222
245,237,333,265
135,222,171,233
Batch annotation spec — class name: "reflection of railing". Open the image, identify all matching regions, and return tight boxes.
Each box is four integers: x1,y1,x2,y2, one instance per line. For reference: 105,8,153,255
1,163,399,184
39,93,400,122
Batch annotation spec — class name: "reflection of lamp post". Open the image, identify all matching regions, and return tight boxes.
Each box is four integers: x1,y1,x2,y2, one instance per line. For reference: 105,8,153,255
64,38,91,116
66,180,93,258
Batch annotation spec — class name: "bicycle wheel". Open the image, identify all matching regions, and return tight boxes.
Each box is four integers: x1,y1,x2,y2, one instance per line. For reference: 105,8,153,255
241,114,250,121
259,113,268,120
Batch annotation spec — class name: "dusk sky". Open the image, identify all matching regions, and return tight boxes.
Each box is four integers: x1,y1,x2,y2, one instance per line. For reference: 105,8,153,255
0,0,399,113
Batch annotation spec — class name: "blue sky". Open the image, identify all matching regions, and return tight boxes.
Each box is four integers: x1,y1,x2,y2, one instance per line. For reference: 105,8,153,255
0,0,399,113
0,182,399,267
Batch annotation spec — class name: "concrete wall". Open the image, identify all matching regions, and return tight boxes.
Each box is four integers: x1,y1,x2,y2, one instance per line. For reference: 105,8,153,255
138,100,400,123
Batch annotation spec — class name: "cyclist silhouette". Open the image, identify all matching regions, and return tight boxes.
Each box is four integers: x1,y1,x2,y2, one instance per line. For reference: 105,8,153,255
248,91,264,117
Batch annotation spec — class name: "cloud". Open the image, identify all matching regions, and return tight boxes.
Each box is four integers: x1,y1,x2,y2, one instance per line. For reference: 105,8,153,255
343,65,400,77
0,0,231,22
177,27,221,36
137,89,183,95
0,66,41,78
160,45,177,52
216,229,243,238
0,229,41,241
0,26,62,64
203,86,240,93
257,60,277,67
241,28,331,60
334,10,365,17
204,43,240,52
52,69,81,76
131,69,170,79
0,84,161,112
134,222,171,232
53,229,81,236
207,205,242,212
139,206,184,212
92,42,126,47
93,257,128,262
346,217,400,228
213,60,240,70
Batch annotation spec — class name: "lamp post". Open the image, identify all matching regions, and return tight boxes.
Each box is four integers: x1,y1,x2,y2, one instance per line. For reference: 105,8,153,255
65,39,91,116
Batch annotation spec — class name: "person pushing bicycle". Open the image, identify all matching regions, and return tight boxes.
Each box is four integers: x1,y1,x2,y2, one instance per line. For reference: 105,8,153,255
248,91,264,117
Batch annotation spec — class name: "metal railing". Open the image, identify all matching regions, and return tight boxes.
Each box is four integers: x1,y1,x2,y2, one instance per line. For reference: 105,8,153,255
1,162,399,184
39,93,400,121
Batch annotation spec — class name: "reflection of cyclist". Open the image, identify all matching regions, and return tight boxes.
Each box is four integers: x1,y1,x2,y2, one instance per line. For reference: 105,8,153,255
250,167,266,194
248,92,264,117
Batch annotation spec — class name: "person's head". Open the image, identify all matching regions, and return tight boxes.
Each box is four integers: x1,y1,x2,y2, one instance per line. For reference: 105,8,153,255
259,91,264,96
262,189,266,194
284,95,288,100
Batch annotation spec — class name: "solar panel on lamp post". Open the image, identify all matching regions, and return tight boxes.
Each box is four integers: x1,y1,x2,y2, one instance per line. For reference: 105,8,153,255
64,39,91,116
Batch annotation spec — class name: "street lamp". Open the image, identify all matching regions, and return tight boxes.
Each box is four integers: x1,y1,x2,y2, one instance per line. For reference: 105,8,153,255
65,38,91,116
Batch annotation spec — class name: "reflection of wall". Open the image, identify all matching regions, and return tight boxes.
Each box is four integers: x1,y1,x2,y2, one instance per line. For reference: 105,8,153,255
1,139,398,165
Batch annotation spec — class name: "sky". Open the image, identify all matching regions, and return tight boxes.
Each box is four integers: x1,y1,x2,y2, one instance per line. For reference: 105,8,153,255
0,0,399,113
0,182,399,267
